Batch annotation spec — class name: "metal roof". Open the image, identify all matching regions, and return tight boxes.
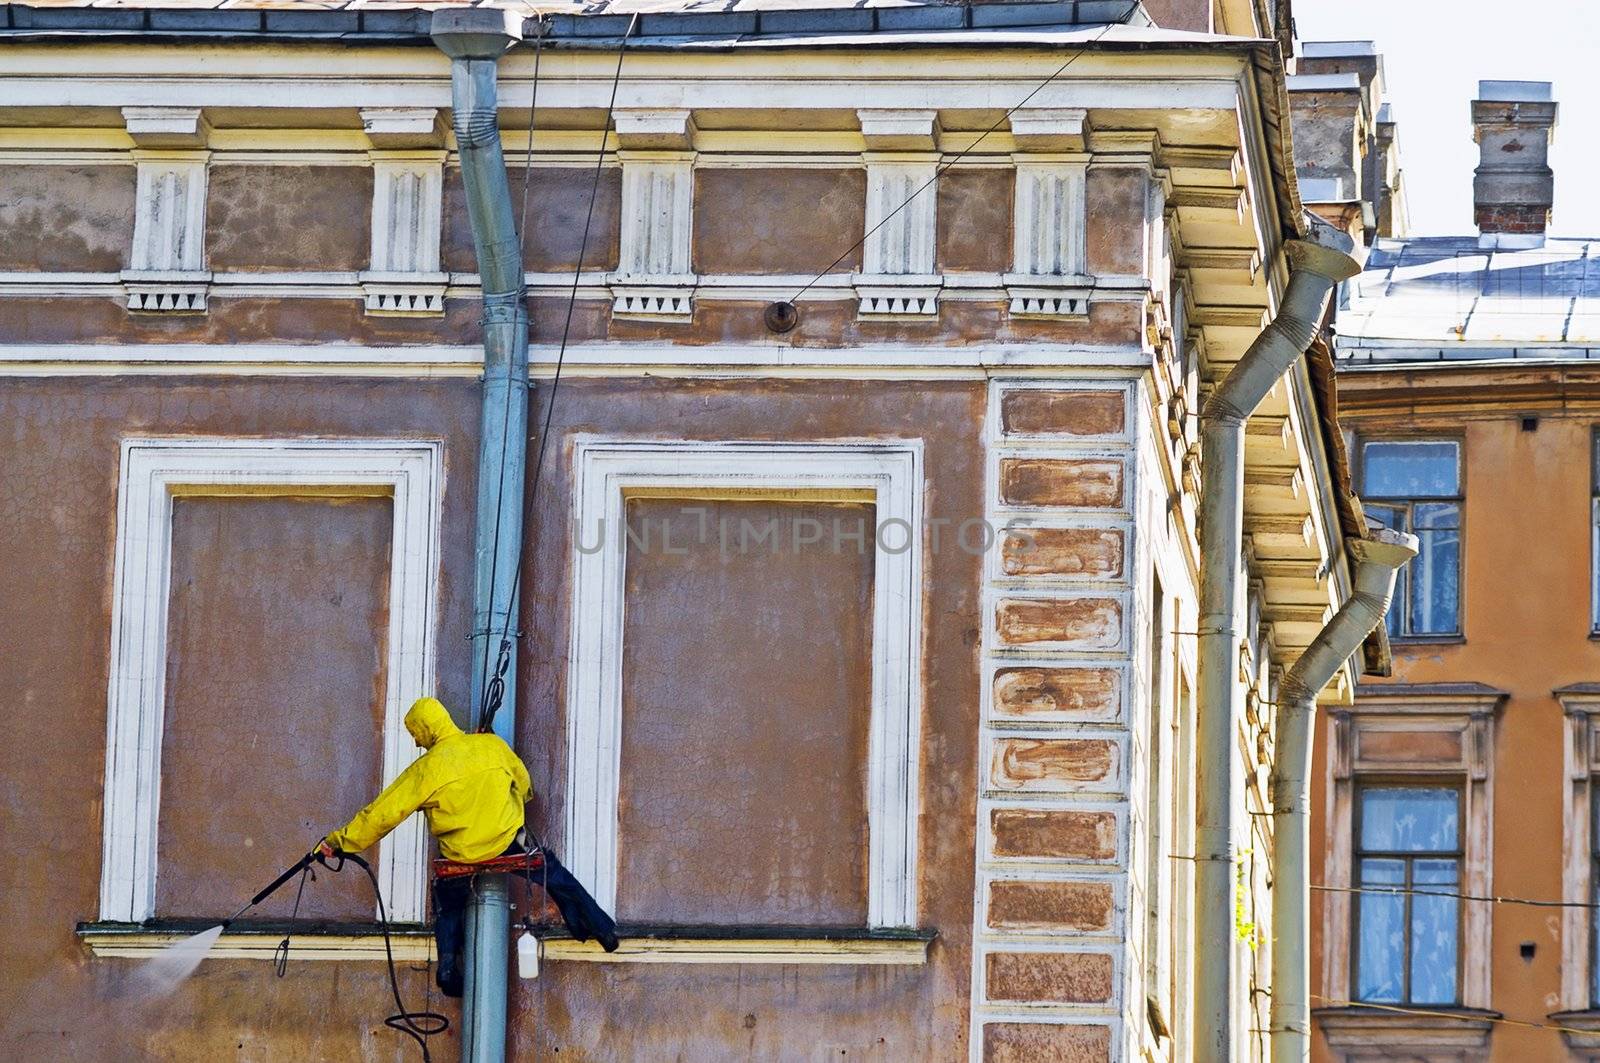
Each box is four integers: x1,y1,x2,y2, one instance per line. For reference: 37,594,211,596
1336,236,1600,365
0,0,1154,41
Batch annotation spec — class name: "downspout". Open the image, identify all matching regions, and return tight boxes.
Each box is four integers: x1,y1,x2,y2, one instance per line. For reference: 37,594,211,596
1193,224,1362,1060
1268,528,1417,1063
431,10,526,1063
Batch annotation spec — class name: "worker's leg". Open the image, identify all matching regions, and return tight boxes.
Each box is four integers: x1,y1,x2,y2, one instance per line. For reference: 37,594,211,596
526,847,620,952
432,875,472,997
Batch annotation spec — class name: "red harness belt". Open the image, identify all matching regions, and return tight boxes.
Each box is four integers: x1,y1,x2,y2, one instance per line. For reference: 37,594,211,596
432,850,545,881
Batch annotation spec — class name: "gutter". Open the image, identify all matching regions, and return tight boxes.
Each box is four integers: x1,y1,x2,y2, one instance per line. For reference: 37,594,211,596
431,9,527,1063
1193,220,1363,1059
1267,528,1417,1063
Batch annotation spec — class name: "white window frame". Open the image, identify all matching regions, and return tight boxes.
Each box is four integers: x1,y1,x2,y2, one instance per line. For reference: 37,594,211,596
565,438,924,928
99,438,444,925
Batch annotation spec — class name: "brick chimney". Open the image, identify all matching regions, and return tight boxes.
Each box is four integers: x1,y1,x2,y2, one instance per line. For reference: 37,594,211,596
1472,80,1557,248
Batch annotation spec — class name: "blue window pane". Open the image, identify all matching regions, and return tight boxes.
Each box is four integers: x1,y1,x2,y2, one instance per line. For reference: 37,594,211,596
1360,788,1459,851
1366,504,1407,637
1362,441,1460,498
1411,513,1461,635
1410,859,1460,1004
1356,857,1406,1003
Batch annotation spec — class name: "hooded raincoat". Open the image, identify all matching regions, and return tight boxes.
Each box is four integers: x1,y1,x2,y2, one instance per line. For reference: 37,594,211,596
325,696,531,863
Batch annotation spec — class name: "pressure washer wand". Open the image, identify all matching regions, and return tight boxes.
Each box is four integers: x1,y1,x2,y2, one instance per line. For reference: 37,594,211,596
223,847,322,927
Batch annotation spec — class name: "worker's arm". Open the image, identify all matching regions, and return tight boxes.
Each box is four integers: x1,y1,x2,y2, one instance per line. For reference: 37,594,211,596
324,756,435,854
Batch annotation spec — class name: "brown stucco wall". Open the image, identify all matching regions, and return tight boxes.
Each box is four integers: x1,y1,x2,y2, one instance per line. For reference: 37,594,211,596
938,168,1014,274
0,164,135,273
206,165,373,272
1085,167,1148,277
617,497,874,926
1313,371,1598,1062
156,495,394,923
443,165,622,274
1,373,986,1061
693,167,866,275
514,377,987,1061
0,377,480,1061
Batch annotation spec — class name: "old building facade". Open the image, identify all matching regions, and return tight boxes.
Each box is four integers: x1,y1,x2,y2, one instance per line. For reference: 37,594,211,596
2,2,1383,1060
1312,74,1600,1061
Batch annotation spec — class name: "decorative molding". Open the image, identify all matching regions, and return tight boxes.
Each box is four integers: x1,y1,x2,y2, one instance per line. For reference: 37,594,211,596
858,108,940,151
612,152,695,319
359,107,445,151
1559,686,1600,1010
853,277,943,318
121,106,209,149
1009,108,1089,152
1320,689,1506,1013
359,273,450,315
855,152,938,317
98,439,443,925
613,109,696,152
564,439,924,929
1012,157,1088,280
1314,1007,1494,1061
364,151,445,316
1005,277,1092,319
124,147,210,313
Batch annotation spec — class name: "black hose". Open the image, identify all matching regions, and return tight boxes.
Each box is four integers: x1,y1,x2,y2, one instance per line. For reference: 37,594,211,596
328,852,449,1063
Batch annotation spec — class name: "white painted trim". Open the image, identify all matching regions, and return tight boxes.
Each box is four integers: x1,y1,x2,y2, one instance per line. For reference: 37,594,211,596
564,438,924,928
99,438,443,924
0,342,1151,378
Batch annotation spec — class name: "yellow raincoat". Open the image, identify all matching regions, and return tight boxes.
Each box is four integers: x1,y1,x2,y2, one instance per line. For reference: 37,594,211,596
324,696,531,863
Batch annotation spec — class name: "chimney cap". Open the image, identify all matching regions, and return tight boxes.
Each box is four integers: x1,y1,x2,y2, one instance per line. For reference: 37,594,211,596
1476,80,1553,103
1301,40,1378,58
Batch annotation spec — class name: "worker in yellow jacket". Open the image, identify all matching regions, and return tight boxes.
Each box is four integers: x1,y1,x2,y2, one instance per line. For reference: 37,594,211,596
320,696,617,997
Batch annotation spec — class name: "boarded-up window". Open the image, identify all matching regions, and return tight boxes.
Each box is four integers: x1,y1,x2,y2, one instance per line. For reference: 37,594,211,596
155,496,392,921
614,497,875,925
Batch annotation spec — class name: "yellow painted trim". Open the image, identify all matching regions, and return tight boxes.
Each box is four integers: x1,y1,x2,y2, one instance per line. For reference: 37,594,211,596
79,929,435,962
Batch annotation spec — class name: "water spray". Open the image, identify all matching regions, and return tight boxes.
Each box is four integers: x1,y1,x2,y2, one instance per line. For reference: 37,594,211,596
133,846,446,1060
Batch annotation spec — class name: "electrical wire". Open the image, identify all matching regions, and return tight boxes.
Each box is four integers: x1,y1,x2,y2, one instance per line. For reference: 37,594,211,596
784,6,1136,306
1313,881,1600,909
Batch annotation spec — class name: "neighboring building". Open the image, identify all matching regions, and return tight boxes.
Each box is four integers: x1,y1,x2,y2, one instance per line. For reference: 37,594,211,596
1315,78,1600,1061
0,2,1386,1061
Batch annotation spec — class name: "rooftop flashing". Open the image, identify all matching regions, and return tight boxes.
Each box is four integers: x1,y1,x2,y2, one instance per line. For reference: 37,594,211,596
1477,79,1553,102
1300,39,1377,57
1286,72,1362,92
0,0,1153,42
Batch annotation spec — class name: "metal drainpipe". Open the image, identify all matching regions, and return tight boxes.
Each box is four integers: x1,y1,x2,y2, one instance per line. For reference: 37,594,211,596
1268,528,1417,1063
1193,224,1362,1061
431,10,527,1063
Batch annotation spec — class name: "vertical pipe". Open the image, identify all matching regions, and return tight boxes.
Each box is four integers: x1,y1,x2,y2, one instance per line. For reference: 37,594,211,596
1268,530,1416,1063
431,11,525,1063
1193,229,1362,1060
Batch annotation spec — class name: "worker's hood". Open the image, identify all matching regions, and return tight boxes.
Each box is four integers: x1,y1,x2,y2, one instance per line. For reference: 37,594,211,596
404,696,463,749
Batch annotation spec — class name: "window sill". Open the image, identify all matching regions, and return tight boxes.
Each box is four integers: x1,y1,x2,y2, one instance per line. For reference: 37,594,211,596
1390,635,1466,647
1547,1009,1600,1051
77,920,435,962
545,925,935,965
78,922,936,967
1314,1004,1496,1053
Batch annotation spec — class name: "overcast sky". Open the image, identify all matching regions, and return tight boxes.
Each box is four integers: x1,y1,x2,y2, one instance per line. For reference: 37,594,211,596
1294,0,1600,237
